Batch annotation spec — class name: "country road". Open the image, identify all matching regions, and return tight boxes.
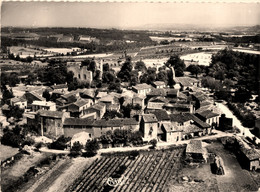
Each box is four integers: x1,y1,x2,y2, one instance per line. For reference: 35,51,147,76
216,102,260,144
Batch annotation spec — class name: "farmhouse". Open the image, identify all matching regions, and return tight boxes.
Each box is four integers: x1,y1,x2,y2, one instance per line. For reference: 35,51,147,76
31,101,56,112
84,102,106,120
160,123,182,142
51,84,68,93
92,118,139,138
68,99,93,118
174,77,200,91
22,91,45,104
132,83,152,95
239,147,260,171
196,110,220,128
10,97,27,109
147,89,167,99
147,96,168,110
37,110,70,138
132,96,145,109
140,114,158,141
152,81,166,89
63,118,94,138
164,103,194,114
186,140,207,162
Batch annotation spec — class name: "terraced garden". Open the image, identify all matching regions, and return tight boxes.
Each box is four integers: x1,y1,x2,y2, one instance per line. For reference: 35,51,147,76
66,146,185,192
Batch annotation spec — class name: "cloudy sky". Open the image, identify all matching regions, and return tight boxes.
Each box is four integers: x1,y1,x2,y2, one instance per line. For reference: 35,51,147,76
1,2,260,28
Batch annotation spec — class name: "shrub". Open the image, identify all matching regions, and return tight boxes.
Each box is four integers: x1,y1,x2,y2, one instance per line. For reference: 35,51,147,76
85,139,100,156
49,136,71,150
70,141,83,157
35,142,43,149
149,139,157,149
22,137,35,147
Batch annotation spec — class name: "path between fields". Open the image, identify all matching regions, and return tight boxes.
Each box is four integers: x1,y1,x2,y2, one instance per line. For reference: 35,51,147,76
21,156,99,192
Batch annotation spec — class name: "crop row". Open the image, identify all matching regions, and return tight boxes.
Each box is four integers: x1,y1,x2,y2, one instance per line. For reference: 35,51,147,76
67,147,185,192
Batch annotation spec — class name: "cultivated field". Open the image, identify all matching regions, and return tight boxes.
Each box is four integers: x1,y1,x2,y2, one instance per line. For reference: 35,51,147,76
66,147,185,192
0,145,19,161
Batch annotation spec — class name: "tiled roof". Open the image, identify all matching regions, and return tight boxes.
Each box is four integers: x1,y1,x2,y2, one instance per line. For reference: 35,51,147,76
142,114,158,123
200,100,212,107
90,102,106,111
73,99,89,107
162,123,180,132
38,110,64,118
147,89,167,97
175,77,198,87
186,113,210,128
153,81,165,86
166,89,178,96
51,84,68,90
164,103,191,108
186,140,205,154
196,105,222,115
99,95,115,103
197,110,219,119
240,147,260,161
183,124,203,133
133,83,152,90
149,96,169,103
61,91,78,99
150,110,170,121
11,97,27,103
170,113,191,123
81,89,95,98
96,92,108,98
92,118,138,127
29,91,45,101
178,92,188,100
63,118,94,126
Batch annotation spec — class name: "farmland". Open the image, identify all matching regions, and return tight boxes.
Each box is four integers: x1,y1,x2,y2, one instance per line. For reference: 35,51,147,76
66,146,185,192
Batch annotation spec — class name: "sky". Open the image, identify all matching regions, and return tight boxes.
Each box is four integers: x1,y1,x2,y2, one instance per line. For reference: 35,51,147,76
1,2,260,29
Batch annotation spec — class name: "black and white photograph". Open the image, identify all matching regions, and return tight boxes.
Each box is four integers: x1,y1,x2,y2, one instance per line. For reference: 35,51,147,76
0,1,260,191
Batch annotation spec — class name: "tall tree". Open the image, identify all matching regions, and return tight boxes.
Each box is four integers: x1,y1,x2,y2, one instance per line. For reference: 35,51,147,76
165,55,186,77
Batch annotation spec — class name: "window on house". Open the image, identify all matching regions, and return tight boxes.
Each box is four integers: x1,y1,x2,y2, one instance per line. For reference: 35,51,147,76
89,134,91,138
149,127,153,135
84,74,87,79
78,74,81,79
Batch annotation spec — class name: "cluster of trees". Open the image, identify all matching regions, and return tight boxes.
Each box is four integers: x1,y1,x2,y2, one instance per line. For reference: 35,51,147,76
70,129,144,157
186,64,207,78
116,55,185,88
165,55,186,77
2,105,24,120
208,49,259,94
1,72,20,87
1,86,14,105
1,125,35,148
8,53,34,63
227,102,256,128
98,129,143,147
48,136,72,150
120,103,142,118
216,34,260,44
